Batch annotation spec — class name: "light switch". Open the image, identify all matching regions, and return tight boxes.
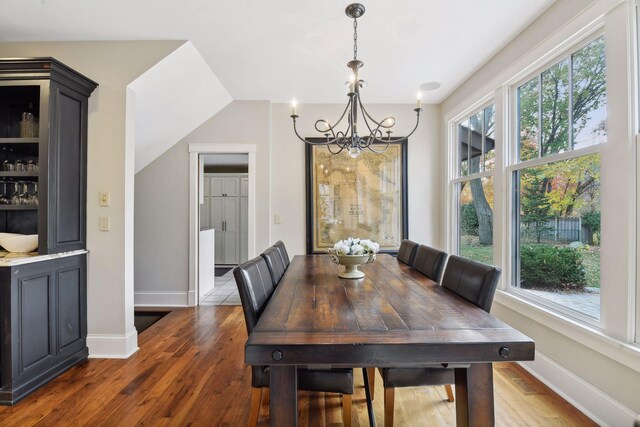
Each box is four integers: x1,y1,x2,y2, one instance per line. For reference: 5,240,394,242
274,215,281,224
99,191,110,207
99,216,110,231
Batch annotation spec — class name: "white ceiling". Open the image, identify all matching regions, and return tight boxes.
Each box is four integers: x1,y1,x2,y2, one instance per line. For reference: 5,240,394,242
0,0,555,104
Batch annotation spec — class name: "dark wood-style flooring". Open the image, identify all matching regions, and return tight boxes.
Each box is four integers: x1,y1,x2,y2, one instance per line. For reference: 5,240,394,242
0,306,597,426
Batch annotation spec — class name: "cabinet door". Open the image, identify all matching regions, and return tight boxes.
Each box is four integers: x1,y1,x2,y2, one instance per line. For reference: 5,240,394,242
211,197,224,264
210,178,224,197
240,197,248,263
18,270,54,374
223,197,239,264
46,82,88,253
203,176,211,197
223,178,240,197
241,178,249,197
56,254,86,355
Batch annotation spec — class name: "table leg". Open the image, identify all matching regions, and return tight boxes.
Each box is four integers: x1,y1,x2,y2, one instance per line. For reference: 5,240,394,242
454,363,494,427
270,365,297,427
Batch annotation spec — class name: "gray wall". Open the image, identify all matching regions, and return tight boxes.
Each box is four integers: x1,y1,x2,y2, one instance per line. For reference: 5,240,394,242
134,100,443,303
134,101,271,302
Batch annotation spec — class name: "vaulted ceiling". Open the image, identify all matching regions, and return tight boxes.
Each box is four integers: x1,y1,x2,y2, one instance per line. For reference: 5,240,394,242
0,0,555,104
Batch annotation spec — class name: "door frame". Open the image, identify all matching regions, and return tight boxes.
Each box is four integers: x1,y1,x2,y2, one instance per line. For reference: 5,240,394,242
188,143,257,306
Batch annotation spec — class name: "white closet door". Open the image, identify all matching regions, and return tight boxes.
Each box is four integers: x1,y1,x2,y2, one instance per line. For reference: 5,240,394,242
210,178,224,197
211,197,224,264
223,197,239,264
203,176,211,197
223,178,240,196
241,178,249,197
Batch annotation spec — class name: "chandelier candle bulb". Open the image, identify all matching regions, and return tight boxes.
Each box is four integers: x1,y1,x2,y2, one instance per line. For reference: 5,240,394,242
291,100,297,116
416,93,422,109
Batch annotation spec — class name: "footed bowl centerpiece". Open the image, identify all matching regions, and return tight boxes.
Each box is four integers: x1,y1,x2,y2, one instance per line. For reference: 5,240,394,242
328,238,380,279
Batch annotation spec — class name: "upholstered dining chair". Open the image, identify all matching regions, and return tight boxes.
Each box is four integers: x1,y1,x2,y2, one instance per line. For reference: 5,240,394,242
261,246,287,287
374,255,501,427
273,240,290,269
234,256,355,427
396,239,419,266
411,245,447,282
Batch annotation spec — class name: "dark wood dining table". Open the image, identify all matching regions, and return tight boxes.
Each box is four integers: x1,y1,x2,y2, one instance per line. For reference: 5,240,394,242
245,254,535,426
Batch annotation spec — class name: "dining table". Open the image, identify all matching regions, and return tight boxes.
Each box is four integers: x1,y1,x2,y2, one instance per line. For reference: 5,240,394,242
245,254,535,426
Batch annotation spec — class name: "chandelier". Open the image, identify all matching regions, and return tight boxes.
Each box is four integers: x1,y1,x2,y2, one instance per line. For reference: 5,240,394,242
290,3,423,158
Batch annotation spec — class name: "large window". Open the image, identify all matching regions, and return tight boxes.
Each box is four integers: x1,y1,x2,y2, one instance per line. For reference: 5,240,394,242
511,36,606,321
453,104,495,264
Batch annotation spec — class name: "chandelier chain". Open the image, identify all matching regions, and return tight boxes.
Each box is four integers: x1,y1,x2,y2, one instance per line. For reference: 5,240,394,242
353,18,358,61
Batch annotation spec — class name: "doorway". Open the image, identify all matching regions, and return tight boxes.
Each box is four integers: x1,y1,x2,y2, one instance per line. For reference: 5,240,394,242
198,154,249,303
188,143,257,306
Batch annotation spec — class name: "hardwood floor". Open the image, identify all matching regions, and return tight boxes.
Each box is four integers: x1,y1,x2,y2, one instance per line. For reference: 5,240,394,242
0,306,597,426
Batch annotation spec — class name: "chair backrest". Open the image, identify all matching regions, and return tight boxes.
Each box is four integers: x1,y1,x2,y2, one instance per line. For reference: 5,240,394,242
233,256,275,335
273,240,290,269
412,245,447,282
396,239,419,266
261,246,286,286
441,255,501,312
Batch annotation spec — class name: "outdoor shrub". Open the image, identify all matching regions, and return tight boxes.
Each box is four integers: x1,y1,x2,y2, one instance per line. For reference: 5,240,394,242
520,245,586,290
460,203,478,236
581,211,600,233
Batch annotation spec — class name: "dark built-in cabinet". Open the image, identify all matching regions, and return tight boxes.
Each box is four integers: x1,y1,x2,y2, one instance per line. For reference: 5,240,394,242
0,58,97,404
0,254,87,404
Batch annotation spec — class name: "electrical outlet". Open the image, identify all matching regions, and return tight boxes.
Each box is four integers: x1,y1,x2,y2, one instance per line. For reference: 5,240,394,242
274,215,281,224
99,216,110,231
99,191,110,207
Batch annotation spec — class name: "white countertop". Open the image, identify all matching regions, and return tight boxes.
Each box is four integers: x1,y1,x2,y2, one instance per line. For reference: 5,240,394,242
0,249,88,266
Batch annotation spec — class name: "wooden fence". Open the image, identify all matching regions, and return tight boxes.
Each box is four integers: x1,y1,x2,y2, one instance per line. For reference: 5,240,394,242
522,217,595,244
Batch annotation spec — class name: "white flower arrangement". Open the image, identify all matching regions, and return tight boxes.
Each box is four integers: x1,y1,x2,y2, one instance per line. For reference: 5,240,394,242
328,237,380,264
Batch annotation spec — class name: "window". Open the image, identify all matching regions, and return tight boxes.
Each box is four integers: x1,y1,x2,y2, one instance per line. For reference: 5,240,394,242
511,36,606,321
453,104,495,264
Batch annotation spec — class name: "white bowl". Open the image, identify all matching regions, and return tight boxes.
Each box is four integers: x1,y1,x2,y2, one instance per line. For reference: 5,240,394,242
0,234,38,253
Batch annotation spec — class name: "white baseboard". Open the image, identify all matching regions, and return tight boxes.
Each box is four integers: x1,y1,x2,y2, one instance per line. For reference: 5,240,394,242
87,329,139,359
519,351,638,427
188,289,197,306
134,290,190,307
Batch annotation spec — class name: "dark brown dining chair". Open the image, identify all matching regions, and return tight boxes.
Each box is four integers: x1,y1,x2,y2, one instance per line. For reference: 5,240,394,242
273,240,290,269
234,256,354,427
411,245,447,282
261,246,287,286
374,255,501,427
396,239,418,266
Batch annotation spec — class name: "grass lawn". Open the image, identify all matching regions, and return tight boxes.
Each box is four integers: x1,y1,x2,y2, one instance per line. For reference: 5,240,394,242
460,236,493,265
459,235,601,288
581,248,600,288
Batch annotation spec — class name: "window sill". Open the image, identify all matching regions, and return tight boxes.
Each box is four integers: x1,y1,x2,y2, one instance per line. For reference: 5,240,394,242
494,290,640,373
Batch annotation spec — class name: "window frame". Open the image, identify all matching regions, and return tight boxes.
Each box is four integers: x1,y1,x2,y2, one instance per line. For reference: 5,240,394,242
449,98,497,263
505,30,607,327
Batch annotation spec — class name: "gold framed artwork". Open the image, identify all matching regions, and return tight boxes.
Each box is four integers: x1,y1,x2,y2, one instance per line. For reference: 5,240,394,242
305,140,408,254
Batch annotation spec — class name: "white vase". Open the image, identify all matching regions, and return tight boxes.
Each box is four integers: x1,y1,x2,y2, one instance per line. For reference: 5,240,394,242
335,254,373,279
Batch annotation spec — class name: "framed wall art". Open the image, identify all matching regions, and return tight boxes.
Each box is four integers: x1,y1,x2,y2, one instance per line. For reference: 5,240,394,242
305,139,408,254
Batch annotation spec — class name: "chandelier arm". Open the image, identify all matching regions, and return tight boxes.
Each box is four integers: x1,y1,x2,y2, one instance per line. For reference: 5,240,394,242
402,109,423,140
292,117,345,145
327,140,347,154
366,138,391,153
321,97,353,136
358,96,392,128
